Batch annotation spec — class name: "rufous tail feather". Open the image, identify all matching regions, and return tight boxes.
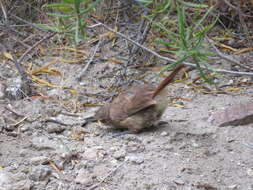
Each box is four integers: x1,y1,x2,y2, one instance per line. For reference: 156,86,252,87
152,64,185,98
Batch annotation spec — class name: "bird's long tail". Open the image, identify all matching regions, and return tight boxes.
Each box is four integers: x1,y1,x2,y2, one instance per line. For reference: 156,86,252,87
152,64,185,98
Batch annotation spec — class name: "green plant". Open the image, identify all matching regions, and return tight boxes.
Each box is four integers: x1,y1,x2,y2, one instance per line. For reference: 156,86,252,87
38,0,101,45
140,0,216,83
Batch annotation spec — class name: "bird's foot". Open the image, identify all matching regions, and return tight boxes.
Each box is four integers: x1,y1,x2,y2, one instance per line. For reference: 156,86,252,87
108,130,131,137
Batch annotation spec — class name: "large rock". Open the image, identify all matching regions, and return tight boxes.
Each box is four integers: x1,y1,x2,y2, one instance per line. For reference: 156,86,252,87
211,101,253,127
0,170,31,190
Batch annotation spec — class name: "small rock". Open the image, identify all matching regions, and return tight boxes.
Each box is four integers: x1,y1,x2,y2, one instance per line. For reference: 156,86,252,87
75,169,93,185
161,131,168,136
46,123,65,133
0,83,5,99
127,156,144,164
0,117,6,132
228,184,237,189
126,141,144,153
77,160,96,170
113,150,126,160
5,77,30,100
211,101,253,127
83,148,98,160
20,125,29,132
191,142,200,148
19,149,29,157
29,165,52,181
30,156,50,165
173,179,185,185
241,78,249,83
227,79,234,85
164,145,174,152
46,180,70,190
0,170,12,187
31,136,58,150
0,170,31,190
246,168,253,176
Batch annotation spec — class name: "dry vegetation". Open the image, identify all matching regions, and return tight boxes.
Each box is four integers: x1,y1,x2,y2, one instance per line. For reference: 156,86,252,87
0,0,253,190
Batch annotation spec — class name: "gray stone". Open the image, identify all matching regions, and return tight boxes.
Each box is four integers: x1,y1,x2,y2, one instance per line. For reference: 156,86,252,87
75,169,93,185
30,156,50,165
46,123,65,133
0,171,31,190
211,101,253,127
29,165,52,181
113,150,126,160
127,156,144,164
0,83,5,99
173,179,185,185
31,136,58,150
161,131,168,136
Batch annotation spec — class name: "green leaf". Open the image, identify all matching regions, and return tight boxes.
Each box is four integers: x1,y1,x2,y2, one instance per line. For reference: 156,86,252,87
178,0,208,8
156,0,172,13
79,0,102,16
194,6,214,30
159,56,188,74
177,5,187,49
35,24,63,33
63,0,75,3
195,61,214,84
46,12,76,18
156,40,178,49
42,3,69,8
58,7,74,12
153,22,179,42
136,0,152,3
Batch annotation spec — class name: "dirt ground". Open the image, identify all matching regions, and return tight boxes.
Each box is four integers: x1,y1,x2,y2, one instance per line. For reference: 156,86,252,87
0,53,253,190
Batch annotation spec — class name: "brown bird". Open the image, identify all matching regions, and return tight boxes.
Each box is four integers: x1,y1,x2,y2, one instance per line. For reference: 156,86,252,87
93,64,185,133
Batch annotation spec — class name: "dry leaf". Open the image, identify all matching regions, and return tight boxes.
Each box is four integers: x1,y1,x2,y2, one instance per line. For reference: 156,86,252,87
3,52,13,60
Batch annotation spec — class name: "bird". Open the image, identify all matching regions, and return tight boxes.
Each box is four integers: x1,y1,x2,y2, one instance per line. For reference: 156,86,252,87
92,64,185,134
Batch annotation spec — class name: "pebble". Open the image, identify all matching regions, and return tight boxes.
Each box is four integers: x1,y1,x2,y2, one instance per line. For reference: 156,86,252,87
127,156,144,164
161,131,168,136
46,123,65,133
0,117,6,132
19,149,29,157
0,83,5,99
31,136,58,150
75,169,93,185
228,185,237,189
246,168,253,176
5,77,25,100
173,179,185,185
20,125,29,132
126,141,144,153
30,156,50,165
113,149,126,160
29,165,52,181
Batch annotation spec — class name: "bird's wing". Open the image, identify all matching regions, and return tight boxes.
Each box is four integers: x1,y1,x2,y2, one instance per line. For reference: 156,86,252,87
109,85,156,121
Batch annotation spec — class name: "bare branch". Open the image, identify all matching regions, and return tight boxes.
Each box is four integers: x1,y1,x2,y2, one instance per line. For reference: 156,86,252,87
92,19,253,76
207,37,253,72
76,39,101,81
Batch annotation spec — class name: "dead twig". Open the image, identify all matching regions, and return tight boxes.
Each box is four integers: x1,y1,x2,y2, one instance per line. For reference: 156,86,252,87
9,116,28,127
5,105,24,117
91,19,253,76
207,37,253,72
76,39,101,81
10,14,49,32
0,0,8,23
18,32,56,63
